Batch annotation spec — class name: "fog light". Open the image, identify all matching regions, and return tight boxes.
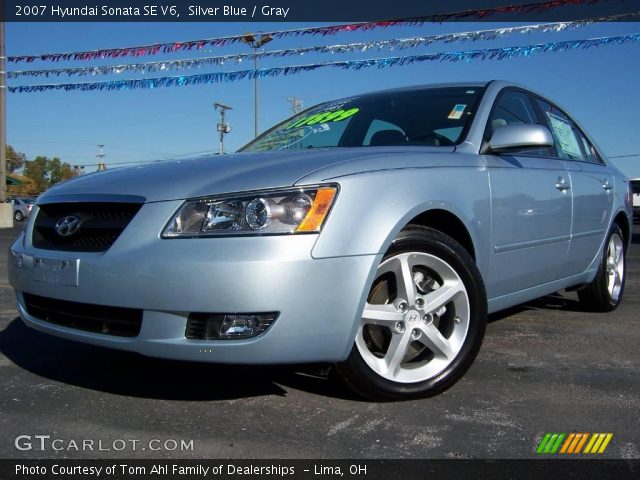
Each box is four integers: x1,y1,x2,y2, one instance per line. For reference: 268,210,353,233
221,315,262,337
186,312,278,340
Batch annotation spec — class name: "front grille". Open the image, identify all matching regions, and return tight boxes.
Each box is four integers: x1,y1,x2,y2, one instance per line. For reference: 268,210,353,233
23,293,143,337
32,202,142,252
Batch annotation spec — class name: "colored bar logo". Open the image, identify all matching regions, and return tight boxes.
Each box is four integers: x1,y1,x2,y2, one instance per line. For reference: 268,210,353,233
537,433,613,454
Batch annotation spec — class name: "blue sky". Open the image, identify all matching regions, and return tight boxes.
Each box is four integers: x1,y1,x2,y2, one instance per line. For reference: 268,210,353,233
5,20,640,176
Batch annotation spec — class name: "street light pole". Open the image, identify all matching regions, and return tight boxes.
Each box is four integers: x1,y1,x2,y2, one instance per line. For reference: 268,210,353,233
241,34,273,138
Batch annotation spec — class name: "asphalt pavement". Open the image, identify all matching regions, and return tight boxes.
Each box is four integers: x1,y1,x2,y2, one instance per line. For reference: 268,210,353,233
0,223,638,459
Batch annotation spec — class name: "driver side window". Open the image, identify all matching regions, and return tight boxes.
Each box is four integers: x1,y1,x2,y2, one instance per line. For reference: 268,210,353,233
488,91,550,157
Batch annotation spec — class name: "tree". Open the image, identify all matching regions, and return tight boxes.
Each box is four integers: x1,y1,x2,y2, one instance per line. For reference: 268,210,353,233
15,154,78,196
6,145,26,173
49,157,76,185
7,175,36,197
23,156,49,194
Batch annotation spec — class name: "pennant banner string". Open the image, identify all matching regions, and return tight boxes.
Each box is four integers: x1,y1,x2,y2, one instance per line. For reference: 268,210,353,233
7,11,638,79
8,33,639,93
7,0,606,63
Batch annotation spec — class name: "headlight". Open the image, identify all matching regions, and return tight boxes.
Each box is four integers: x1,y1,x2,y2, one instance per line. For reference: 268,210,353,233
162,185,338,237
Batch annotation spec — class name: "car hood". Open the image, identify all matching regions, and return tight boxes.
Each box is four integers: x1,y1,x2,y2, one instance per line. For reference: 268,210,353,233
40,146,454,203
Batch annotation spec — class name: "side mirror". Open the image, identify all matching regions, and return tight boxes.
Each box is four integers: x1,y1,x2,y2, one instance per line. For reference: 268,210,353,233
488,124,554,154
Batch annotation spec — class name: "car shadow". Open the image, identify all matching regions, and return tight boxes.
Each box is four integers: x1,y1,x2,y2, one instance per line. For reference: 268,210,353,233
0,317,359,402
488,293,589,323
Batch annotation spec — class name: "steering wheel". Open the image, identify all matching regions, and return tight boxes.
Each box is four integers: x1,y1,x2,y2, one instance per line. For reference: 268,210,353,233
412,132,455,146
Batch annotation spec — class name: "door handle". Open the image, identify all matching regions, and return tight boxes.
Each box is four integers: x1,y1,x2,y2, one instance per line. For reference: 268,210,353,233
555,177,570,192
602,180,613,191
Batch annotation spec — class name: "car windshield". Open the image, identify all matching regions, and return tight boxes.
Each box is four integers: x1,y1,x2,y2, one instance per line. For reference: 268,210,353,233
241,86,485,152
22,199,35,204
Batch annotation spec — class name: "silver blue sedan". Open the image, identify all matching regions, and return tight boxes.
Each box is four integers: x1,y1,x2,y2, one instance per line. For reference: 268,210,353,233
8,81,633,399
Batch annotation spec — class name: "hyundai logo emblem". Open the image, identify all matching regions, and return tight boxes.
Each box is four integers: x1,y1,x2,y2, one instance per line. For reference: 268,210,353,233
55,216,81,237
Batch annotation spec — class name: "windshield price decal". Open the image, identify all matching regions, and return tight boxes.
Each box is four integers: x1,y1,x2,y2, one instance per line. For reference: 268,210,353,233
287,108,360,129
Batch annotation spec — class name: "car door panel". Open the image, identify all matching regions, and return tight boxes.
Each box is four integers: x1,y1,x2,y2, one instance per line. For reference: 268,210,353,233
482,89,573,298
566,162,614,273
485,155,571,298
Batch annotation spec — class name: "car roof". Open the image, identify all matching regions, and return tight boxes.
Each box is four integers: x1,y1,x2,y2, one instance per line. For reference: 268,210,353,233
360,81,491,96
325,80,531,104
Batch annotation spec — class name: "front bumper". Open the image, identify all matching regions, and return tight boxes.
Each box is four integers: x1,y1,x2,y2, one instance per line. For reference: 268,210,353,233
9,201,380,364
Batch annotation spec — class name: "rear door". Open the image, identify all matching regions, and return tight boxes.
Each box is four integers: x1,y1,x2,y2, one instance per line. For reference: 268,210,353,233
535,98,614,274
483,89,573,298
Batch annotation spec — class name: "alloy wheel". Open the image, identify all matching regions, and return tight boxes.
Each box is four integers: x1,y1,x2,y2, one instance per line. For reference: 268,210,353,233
356,252,470,383
605,232,624,301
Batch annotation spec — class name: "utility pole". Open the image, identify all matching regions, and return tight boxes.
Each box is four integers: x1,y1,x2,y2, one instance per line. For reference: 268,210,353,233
287,97,303,115
96,145,107,171
214,102,232,154
0,20,7,203
0,19,12,227
240,33,273,138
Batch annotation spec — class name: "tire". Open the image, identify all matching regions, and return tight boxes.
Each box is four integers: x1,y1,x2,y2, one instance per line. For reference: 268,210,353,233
335,225,487,401
14,211,24,222
577,224,626,312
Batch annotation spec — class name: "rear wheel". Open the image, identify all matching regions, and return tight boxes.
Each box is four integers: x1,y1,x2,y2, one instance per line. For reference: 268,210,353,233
577,224,626,312
335,226,487,400
14,211,24,222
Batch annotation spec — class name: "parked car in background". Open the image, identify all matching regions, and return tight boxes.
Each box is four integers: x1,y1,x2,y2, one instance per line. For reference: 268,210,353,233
8,81,633,400
7,197,35,222
631,178,640,220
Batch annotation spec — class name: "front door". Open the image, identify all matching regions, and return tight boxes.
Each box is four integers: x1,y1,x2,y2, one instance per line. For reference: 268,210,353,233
483,89,573,298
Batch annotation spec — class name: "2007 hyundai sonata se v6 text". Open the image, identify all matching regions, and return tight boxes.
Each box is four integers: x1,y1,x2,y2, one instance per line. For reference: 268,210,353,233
9,81,633,400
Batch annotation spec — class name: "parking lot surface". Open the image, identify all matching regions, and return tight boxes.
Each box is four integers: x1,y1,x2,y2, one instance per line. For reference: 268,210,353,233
0,225,638,459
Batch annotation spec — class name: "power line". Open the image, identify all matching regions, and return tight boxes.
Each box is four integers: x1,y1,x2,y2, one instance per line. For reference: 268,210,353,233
609,153,640,159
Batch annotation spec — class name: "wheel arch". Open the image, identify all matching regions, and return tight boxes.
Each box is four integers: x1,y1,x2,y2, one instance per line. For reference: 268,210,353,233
613,210,631,250
405,209,477,260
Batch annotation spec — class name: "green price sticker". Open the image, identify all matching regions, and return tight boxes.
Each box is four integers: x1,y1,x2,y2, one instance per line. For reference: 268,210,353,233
287,108,360,129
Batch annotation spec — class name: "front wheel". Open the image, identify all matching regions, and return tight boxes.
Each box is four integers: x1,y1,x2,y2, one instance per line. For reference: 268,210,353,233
335,226,487,400
14,211,24,222
577,224,626,312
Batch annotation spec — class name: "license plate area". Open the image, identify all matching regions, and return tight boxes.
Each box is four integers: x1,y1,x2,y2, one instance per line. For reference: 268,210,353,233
32,257,80,286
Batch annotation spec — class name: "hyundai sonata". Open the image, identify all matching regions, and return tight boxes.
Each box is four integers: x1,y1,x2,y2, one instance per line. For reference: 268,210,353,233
9,81,633,399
